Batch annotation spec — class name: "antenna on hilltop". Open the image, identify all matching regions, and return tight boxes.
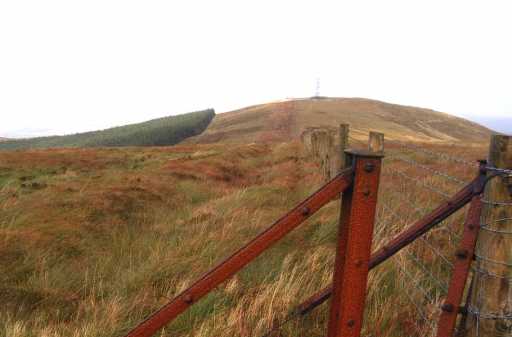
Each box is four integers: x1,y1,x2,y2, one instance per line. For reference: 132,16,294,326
314,78,321,97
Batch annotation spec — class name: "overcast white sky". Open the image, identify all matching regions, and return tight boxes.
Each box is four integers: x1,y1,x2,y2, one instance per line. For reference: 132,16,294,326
1,0,511,138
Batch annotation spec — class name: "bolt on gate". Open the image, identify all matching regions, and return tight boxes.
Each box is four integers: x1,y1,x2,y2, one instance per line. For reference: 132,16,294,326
123,131,511,337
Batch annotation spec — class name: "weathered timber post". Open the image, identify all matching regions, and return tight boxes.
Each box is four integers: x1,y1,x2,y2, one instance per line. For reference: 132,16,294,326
368,131,384,154
301,127,319,154
327,150,383,337
312,129,329,158
329,124,350,179
301,129,313,154
467,134,512,337
313,129,333,183
302,125,349,182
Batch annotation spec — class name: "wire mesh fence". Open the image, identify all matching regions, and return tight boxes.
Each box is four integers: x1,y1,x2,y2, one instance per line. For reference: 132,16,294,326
240,138,494,337
255,137,487,337
259,137,488,337
364,139,483,337
137,136,502,337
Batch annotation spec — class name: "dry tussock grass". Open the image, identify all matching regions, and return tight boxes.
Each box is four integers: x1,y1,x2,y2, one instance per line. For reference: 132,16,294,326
0,140,487,336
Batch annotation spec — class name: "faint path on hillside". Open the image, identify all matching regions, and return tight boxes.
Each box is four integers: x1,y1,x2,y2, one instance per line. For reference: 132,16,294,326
258,100,296,142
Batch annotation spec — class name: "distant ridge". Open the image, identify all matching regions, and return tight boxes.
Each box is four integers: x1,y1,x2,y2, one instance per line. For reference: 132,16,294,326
473,117,512,134
189,97,491,144
0,109,215,150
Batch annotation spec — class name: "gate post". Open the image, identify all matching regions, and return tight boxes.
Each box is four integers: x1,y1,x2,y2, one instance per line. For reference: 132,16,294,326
329,124,350,179
327,149,383,337
467,134,512,337
368,131,384,154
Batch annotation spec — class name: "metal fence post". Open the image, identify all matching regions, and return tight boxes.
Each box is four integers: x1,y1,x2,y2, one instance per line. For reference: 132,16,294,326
467,134,512,337
436,193,483,337
327,149,383,337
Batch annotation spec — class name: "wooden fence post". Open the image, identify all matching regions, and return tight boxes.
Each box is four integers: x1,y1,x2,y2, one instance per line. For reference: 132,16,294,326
330,124,350,179
301,128,314,154
467,134,512,337
368,131,384,154
313,130,332,183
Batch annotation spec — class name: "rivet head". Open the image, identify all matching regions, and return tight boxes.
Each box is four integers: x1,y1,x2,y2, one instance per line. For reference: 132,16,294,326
363,189,371,197
355,259,363,267
455,249,469,260
441,303,454,313
347,319,356,327
184,294,194,304
301,207,310,216
364,163,375,173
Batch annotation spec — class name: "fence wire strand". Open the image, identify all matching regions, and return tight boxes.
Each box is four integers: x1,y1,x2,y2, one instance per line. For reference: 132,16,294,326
373,140,483,336
260,138,487,337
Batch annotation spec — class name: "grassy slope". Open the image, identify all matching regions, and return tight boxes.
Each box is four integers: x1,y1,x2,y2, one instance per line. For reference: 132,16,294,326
0,99,494,336
0,109,215,150
0,139,487,337
190,98,491,144
0,142,330,336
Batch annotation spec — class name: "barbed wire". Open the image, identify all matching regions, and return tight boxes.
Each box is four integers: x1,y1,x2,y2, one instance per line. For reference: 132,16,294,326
481,199,512,206
472,266,512,282
387,155,468,185
379,199,460,247
480,217,512,234
467,306,512,321
379,178,463,240
387,140,478,168
261,140,505,337
474,253,512,267
379,202,456,270
385,166,452,199
485,166,512,177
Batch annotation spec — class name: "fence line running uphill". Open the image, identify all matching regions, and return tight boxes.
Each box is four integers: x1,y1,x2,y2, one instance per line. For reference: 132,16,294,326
122,126,511,337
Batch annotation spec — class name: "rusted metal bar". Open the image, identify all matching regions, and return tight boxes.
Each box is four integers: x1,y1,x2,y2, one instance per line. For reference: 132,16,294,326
327,151,383,337
297,172,486,316
436,195,483,337
123,168,354,337
455,275,474,337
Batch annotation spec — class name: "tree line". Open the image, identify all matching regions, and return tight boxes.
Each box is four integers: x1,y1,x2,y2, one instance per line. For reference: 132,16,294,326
0,109,215,150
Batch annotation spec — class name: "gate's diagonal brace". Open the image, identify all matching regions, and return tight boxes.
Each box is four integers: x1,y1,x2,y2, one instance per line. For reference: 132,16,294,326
123,168,354,337
296,172,486,316
436,195,483,337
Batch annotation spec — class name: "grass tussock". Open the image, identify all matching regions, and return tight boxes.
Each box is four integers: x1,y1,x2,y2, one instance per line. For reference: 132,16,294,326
0,140,486,336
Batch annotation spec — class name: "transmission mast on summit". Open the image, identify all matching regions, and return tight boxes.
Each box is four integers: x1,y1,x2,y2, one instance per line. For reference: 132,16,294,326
314,78,321,97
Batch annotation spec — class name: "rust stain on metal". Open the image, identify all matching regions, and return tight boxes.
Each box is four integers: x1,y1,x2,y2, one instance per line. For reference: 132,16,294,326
436,196,483,337
327,155,382,337
123,169,354,337
297,173,485,316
